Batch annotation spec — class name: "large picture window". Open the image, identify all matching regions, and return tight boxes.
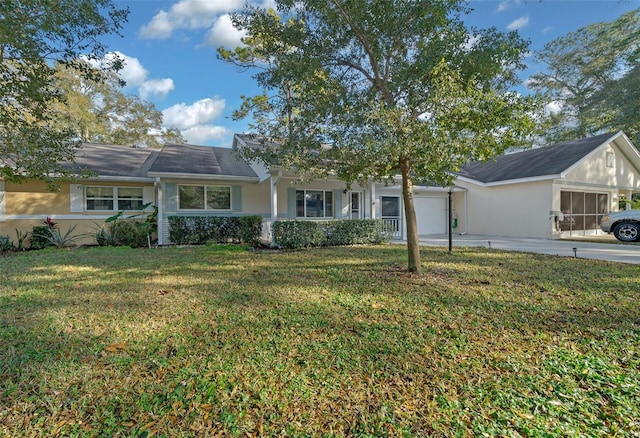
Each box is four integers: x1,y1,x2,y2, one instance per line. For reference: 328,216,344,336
296,190,333,218
85,187,144,211
179,185,231,210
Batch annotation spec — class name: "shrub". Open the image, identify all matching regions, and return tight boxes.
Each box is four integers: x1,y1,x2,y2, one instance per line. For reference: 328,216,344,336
168,216,263,246
272,221,326,249
95,220,152,248
239,215,264,246
111,220,151,248
30,226,53,249
32,224,84,249
272,219,390,249
324,219,389,246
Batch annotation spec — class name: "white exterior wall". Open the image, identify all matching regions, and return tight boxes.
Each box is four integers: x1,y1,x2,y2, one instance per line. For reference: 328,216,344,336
562,142,640,212
458,179,554,238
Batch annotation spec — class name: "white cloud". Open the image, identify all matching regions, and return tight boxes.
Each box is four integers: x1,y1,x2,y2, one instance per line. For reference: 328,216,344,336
507,15,529,31
85,51,148,87
180,125,231,144
496,0,523,13
139,0,245,39
545,101,563,115
162,97,230,143
88,51,176,101
115,52,150,87
204,14,247,48
140,78,175,100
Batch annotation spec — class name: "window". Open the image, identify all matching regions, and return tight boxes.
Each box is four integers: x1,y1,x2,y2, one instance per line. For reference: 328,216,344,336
117,187,144,210
85,187,144,211
179,185,231,210
606,152,615,168
296,190,333,218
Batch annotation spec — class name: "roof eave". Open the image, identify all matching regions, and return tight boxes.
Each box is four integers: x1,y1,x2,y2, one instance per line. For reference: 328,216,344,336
148,172,259,183
455,174,560,187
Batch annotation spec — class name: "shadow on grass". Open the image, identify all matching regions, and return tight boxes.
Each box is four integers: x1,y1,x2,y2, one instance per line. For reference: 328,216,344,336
0,244,638,435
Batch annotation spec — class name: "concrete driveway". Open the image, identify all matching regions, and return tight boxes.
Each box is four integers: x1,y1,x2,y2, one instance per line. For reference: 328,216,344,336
410,234,640,265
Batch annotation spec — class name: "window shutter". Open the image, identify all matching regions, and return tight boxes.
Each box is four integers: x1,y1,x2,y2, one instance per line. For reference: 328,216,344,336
287,188,296,218
164,184,177,212
70,184,84,212
334,190,343,218
143,186,155,210
231,186,242,212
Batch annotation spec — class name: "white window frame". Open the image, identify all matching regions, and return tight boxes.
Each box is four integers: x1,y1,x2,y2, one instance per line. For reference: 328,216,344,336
178,184,232,211
85,186,145,212
296,189,334,218
349,191,363,219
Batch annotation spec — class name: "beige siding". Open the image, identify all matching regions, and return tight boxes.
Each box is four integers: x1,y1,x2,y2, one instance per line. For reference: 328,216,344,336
1,180,155,247
566,142,640,189
459,180,553,238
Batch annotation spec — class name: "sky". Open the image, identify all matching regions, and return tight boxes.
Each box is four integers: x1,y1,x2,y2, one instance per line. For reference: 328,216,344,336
100,0,640,147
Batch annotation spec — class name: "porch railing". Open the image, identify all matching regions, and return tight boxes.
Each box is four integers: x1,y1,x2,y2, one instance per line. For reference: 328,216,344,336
382,218,401,239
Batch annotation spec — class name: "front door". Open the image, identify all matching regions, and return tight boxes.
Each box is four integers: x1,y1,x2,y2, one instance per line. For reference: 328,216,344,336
350,192,362,219
381,196,401,238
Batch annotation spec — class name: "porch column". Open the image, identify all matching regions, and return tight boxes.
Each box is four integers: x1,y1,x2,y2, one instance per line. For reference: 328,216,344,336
369,180,376,219
627,190,633,210
270,171,282,223
269,173,284,242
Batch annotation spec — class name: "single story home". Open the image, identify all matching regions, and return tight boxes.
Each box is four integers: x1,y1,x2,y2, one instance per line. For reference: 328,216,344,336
1,131,638,246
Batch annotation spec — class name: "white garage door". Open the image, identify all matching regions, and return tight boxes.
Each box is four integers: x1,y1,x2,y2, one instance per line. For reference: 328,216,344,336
414,197,447,235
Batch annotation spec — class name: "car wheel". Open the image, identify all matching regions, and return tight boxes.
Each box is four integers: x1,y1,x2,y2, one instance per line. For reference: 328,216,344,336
613,221,640,242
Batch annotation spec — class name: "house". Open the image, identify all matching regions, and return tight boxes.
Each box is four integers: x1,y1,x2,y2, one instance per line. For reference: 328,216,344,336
455,131,640,239
1,131,639,247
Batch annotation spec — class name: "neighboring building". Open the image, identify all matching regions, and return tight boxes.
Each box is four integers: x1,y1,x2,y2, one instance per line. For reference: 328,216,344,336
1,131,639,247
456,131,640,239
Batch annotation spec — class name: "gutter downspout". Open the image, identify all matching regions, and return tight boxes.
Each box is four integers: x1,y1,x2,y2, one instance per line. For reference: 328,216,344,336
155,178,164,245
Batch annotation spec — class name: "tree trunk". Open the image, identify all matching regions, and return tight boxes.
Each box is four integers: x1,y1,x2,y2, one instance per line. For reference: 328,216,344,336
400,156,421,273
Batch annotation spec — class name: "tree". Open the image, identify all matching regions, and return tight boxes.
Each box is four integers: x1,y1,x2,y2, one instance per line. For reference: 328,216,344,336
529,9,640,145
50,62,184,148
0,0,128,188
220,0,540,273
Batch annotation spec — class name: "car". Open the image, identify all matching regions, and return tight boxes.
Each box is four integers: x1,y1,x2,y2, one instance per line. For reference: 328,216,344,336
600,210,640,242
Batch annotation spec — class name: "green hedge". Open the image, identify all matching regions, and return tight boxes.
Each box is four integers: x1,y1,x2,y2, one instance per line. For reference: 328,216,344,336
273,219,390,249
168,215,263,246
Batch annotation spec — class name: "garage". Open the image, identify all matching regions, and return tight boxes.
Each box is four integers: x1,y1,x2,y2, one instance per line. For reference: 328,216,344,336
414,197,447,235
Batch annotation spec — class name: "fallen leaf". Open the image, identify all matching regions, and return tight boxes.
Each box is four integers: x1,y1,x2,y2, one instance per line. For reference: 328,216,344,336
104,342,127,352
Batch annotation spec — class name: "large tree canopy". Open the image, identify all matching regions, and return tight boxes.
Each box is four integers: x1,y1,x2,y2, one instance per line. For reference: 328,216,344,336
0,0,128,187
529,8,640,145
50,62,184,148
220,0,540,272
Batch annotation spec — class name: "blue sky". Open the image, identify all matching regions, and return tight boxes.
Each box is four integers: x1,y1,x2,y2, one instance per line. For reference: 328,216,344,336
101,0,639,147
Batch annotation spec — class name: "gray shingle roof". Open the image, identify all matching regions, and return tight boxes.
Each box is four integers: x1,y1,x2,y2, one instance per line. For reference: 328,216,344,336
63,143,159,178
457,132,615,183
149,143,257,178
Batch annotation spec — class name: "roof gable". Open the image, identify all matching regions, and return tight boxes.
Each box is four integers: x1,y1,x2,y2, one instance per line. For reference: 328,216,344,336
457,132,620,184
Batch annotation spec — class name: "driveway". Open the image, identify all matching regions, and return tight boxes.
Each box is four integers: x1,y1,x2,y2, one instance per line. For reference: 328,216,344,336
409,234,640,265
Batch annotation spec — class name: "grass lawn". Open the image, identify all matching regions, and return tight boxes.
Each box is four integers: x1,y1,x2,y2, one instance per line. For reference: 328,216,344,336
0,244,639,436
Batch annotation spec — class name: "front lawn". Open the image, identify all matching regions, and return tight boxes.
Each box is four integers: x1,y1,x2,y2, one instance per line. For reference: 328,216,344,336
1,245,638,436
